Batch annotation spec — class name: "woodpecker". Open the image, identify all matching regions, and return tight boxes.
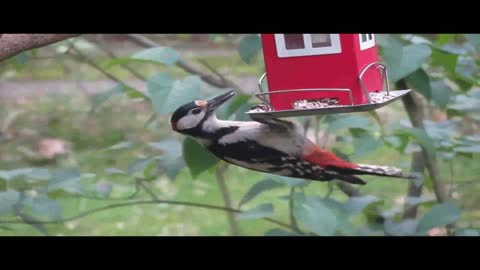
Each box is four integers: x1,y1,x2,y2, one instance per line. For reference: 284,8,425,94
170,90,414,185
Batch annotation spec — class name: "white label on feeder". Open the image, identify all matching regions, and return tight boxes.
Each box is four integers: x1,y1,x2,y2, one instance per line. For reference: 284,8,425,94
275,34,342,58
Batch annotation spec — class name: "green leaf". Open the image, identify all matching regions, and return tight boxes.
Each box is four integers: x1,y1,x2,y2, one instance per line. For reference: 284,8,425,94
237,203,274,220
106,141,133,151
0,190,20,215
379,35,403,75
158,156,185,180
24,197,63,221
352,133,382,159
327,115,376,131
224,94,251,119
51,168,80,182
455,56,478,82
151,139,185,179
344,195,382,215
405,196,436,207
103,47,180,69
455,229,479,236
149,139,182,157
464,34,480,48
131,47,180,65
431,48,458,73
96,181,113,198
454,145,480,154
105,47,181,68
264,228,302,236
91,83,124,112
405,69,431,100
269,175,309,187
124,85,146,99
142,159,158,180
435,34,455,46
147,73,201,114
389,44,432,82
237,34,262,64
27,168,51,182
105,168,126,175
448,93,480,113
385,219,418,236
183,137,219,178
395,128,436,160
417,202,461,233
127,158,156,177
47,169,82,194
322,198,355,235
11,52,30,71
239,179,283,207
431,80,453,108
0,168,38,182
294,196,338,236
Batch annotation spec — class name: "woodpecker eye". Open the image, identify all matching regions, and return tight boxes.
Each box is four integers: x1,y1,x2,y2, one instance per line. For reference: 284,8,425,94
191,108,202,115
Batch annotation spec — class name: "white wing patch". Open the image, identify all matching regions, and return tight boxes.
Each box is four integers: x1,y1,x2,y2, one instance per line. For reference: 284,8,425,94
217,120,305,156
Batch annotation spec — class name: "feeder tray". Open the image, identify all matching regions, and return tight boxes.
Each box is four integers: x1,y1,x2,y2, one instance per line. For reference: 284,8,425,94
247,62,412,120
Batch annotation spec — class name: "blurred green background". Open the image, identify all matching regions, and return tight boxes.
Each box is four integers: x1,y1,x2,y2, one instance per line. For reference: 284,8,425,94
0,34,479,236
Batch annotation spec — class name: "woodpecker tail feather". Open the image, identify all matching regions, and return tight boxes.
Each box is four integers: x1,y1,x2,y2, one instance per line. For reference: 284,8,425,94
321,164,414,185
349,164,414,179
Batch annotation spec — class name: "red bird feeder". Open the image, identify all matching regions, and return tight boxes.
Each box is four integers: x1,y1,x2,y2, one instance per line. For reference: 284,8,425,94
247,34,411,120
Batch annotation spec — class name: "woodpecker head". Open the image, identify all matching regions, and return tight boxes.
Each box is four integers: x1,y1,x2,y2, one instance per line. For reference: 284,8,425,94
170,90,236,135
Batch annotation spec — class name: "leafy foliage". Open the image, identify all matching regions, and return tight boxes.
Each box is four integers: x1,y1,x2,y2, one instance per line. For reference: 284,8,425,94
1,34,479,236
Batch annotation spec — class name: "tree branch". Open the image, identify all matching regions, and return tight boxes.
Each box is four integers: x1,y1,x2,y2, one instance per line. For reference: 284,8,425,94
126,34,242,90
0,34,80,62
403,151,425,219
397,80,448,203
0,199,295,232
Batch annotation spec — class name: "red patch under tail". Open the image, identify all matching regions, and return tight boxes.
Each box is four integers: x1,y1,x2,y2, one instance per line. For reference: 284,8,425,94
302,143,357,169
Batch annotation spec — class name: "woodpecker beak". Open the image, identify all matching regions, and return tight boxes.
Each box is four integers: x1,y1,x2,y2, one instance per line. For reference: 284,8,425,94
207,90,236,112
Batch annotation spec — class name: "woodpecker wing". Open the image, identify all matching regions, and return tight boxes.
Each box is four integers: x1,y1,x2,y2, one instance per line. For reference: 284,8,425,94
206,117,412,185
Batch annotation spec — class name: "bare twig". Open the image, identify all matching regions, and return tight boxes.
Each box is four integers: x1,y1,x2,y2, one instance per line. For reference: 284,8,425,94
0,199,295,232
215,163,240,236
126,34,242,90
137,179,160,200
0,34,80,62
67,43,146,100
93,37,146,81
68,44,124,85
197,59,228,85
288,187,299,230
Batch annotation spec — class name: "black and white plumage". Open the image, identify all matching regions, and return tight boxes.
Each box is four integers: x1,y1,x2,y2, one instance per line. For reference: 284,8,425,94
170,90,414,185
